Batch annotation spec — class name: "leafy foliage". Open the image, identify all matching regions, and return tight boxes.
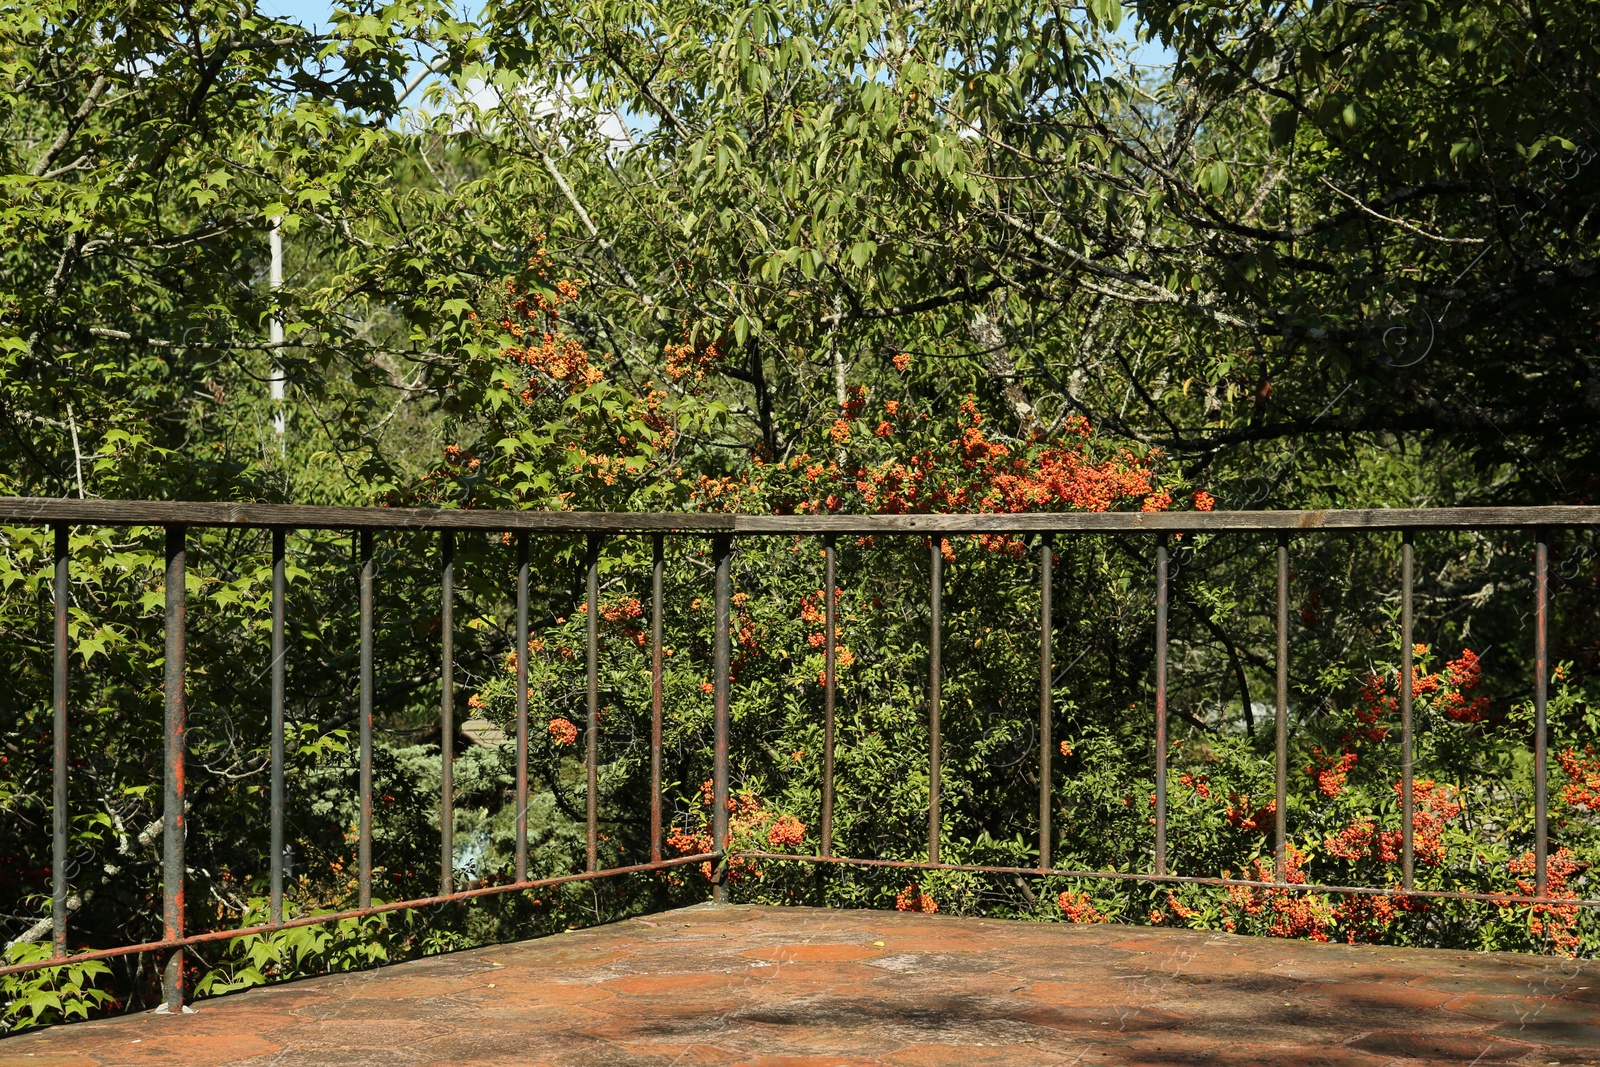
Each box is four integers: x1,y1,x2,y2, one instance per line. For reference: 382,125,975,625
1,945,111,1030
2,0,1598,1033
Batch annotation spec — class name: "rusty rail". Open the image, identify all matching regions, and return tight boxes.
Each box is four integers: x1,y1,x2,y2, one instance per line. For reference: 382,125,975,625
0,854,721,980
11,498,1599,1002
735,853,1600,908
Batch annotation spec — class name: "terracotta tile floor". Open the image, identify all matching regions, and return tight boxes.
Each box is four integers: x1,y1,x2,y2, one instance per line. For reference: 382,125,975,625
3,904,1598,1066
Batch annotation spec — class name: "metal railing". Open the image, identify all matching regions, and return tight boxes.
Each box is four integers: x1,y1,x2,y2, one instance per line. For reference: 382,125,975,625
3,497,1599,1010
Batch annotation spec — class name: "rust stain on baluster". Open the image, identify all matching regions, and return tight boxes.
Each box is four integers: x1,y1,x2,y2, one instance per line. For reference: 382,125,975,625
1534,530,1549,896
270,528,286,925
650,533,664,865
1153,534,1168,877
928,539,942,866
440,532,456,895
52,523,69,958
515,532,530,882
1400,530,1415,891
1275,533,1289,882
712,535,732,903
1038,534,1052,871
586,534,600,875
822,535,837,858
358,531,374,908
162,525,187,1010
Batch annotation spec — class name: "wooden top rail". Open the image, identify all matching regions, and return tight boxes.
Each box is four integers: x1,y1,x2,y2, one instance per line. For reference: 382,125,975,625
1,497,1598,534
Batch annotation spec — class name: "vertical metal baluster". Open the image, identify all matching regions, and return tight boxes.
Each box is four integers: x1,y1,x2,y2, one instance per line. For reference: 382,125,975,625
515,532,530,882
928,539,943,866
1275,534,1289,882
1534,530,1549,897
162,526,187,1011
822,535,836,858
1153,535,1168,877
441,531,455,896
52,524,68,958
358,532,374,908
712,535,732,903
269,529,286,925
1039,535,1053,871
1400,531,1414,891
586,533,601,874
650,534,664,864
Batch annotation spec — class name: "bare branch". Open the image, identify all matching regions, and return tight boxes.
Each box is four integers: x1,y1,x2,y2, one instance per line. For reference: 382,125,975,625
30,73,108,178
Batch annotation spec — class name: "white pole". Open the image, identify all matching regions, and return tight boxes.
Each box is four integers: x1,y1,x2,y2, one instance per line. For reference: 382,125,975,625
269,218,285,449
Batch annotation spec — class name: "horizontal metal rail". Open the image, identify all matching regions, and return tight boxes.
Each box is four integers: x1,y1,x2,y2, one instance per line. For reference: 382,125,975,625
0,853,721,979
738,852,1600,910
5,496,1600,533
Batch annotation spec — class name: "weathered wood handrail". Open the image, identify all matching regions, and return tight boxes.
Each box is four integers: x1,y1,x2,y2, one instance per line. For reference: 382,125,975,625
3,496,1599,533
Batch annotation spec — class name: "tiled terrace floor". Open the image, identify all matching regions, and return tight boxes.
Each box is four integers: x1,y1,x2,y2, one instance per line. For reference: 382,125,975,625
3,904,1598,1066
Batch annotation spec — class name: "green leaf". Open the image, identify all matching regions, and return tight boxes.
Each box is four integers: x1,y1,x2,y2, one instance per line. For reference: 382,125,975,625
1269,110,1298,147
1198,161,1230,196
